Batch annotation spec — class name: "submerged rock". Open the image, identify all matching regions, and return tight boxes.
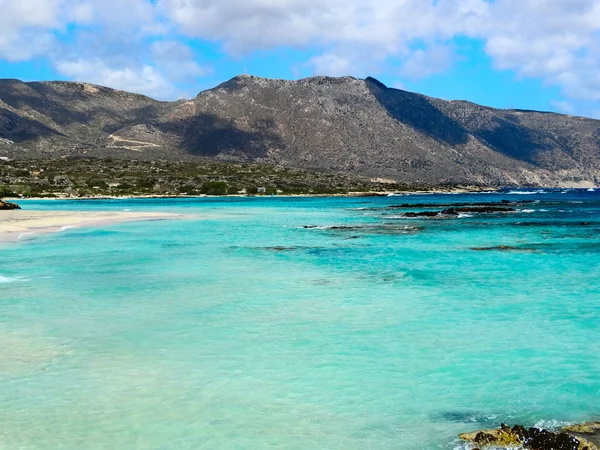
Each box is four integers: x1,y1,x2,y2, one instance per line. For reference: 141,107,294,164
470,245,537,252
0,199,20,210
404,211,441,217
402,206,515,218
387,200,532,209
442,206,516,214
459,423,599,450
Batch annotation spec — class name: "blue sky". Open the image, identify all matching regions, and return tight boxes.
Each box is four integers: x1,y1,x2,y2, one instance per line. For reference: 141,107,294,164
1,0,599,118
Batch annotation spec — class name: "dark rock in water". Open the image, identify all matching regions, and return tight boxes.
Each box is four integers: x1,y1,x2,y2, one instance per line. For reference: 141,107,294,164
459,423,598,450
404,211,441,217
0,199,20,210
402,205,515,218
387,201,533,210
470,245,536,252
442,206,516,214
303,225,362,230
431,411,498,424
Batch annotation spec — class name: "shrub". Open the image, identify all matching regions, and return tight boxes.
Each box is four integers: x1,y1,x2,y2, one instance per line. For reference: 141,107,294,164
0,185,18,197
201,181,228,195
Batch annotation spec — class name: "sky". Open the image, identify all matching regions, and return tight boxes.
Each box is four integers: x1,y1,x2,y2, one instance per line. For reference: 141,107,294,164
1,0,600,118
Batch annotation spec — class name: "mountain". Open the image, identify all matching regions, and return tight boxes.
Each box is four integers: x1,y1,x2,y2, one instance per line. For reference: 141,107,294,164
1,75,599,187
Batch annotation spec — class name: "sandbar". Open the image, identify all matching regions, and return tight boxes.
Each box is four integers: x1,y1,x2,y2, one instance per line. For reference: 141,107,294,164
0,210,182,242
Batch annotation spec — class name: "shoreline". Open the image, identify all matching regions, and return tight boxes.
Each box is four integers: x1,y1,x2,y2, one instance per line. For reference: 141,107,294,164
4,187,498,202
0,210,186,243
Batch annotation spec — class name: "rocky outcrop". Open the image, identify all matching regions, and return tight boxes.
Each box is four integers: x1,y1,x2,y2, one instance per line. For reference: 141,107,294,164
0,199,20,210
2,76,600,187
459,423,599,450
562,423,600,447
563,423,600,435
402,204,516,218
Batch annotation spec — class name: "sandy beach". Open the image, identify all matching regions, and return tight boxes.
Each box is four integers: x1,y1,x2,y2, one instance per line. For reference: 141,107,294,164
0,210,181,241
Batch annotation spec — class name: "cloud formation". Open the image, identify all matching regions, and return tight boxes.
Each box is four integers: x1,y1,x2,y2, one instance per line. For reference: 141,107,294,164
2,0,600,109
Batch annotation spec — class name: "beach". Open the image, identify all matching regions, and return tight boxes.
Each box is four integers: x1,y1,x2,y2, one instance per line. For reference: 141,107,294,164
0,210,182,241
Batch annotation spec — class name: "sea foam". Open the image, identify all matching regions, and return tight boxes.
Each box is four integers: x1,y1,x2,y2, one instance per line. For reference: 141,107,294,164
507,190,546,195
0,275,25,283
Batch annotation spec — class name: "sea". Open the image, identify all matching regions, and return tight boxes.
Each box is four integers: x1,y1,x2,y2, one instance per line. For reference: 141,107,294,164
1,190,599,449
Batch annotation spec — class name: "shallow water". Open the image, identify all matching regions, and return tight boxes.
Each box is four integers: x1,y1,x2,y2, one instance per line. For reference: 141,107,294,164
1,191,599,449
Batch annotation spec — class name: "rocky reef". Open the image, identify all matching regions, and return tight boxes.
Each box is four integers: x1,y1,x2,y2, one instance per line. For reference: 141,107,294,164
402,204,516,218
0,199,20,209
459,423,600,450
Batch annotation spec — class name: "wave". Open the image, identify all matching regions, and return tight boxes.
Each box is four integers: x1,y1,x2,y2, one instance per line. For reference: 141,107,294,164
0,275,28,283
506,190,546,195
60,225,75,231
588,188,596,192
520,209,535,213
534,419,572,430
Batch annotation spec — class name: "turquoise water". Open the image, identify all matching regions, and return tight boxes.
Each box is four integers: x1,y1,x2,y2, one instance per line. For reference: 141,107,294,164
1,191,599,449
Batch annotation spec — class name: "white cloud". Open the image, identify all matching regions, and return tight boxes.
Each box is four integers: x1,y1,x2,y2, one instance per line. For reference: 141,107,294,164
160,0,600,104
160,0,482,54
3,0,600,107
400,45,456,79
55,58,178,98
150,40,212,82
308,54,353,76
481,0,600,101
551,100,575,115
0,0,63,61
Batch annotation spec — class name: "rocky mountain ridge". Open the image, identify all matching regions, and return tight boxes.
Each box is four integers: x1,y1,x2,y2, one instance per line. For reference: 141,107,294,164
1,75,599,187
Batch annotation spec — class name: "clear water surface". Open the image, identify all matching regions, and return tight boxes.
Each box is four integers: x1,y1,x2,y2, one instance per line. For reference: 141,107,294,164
1,190,599,449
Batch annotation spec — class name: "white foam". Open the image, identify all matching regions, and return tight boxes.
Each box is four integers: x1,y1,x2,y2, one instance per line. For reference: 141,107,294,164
457,213,474,218
534,419,572,430
588,188,596,192
507,190,545,195
520,209,535,213
0,275,28,283
60,225,75,231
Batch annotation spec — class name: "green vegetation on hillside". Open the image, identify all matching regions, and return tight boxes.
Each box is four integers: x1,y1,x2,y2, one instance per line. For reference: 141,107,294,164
0,157,423,198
